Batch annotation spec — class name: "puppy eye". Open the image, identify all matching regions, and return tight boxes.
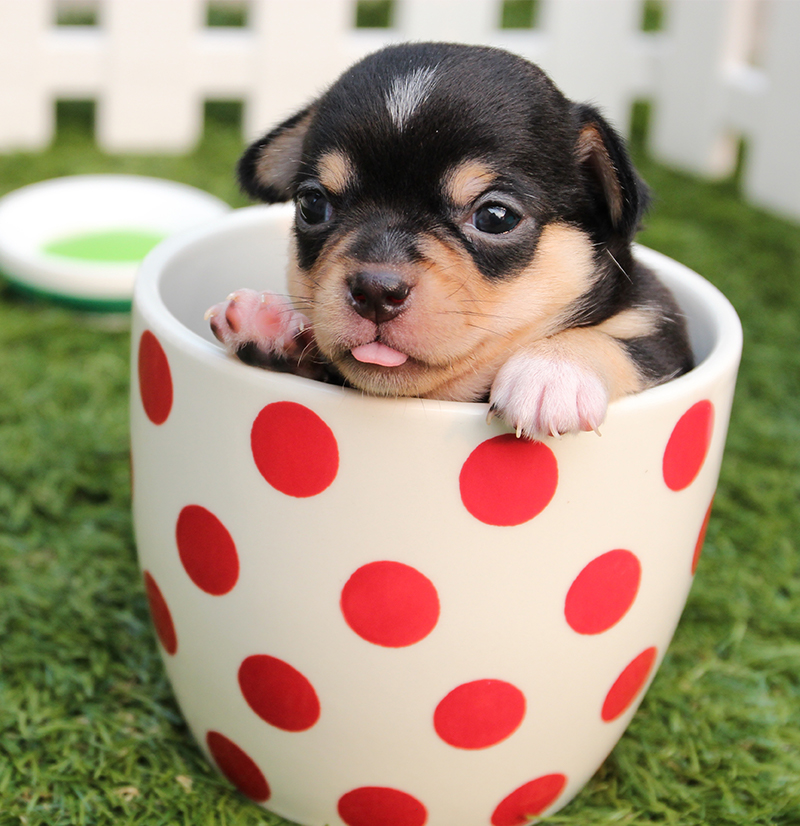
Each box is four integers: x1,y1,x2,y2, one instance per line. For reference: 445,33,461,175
296,190,333,226
472,204,521,234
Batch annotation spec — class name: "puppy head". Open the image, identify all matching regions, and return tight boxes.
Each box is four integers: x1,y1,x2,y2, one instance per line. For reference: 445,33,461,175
238,43,647,399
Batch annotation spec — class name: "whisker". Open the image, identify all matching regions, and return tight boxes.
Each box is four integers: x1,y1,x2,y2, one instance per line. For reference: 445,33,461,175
449,309,514,321
464,322,502,336
606,249,632,283
445,278,470,300
296,339,318,365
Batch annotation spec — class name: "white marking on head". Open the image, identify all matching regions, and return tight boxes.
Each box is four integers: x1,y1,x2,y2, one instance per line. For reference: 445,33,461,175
385,66,438,129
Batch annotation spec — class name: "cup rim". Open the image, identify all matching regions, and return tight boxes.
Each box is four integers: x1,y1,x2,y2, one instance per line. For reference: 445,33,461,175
133,204,743,419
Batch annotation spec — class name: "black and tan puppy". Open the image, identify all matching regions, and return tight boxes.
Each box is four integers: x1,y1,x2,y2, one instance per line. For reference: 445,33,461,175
207,42,693,439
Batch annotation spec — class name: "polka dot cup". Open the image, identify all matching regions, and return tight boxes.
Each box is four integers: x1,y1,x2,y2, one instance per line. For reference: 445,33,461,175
131,205,742,826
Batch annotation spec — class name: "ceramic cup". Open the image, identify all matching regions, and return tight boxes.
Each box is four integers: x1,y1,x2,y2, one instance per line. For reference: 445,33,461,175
131,205,742,826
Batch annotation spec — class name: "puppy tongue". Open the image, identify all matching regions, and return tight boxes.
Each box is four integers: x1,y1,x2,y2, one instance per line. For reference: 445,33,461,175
351,342,409,367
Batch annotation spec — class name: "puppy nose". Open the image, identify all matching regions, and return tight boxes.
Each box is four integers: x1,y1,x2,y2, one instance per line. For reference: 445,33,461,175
347,271,411,323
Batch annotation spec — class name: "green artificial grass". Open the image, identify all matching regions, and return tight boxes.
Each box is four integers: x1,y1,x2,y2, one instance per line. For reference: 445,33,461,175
1,101,799,826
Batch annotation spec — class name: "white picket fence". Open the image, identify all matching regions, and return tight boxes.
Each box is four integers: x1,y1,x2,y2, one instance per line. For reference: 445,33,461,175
1,0,798,220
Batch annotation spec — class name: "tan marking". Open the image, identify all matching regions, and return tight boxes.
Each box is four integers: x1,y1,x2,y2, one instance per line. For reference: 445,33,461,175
318,150,356,195
490,222,598,336
253,108,315,198
576,123,623,226
596,307,657,340
444,161,497,209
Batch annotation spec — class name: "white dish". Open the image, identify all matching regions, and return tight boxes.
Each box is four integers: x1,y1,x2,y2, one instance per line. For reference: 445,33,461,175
0,174,229,310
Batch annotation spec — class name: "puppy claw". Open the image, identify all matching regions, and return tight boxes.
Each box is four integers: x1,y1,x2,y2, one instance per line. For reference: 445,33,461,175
489,349,609,441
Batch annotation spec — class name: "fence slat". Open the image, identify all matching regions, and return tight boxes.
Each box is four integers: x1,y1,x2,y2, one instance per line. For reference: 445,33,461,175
396,0,498,42
244,0,355,140
0,0,797,220
534,0,650,132
0,0,53,150
742,0,800,221
650,0,744,177
98,0,203,152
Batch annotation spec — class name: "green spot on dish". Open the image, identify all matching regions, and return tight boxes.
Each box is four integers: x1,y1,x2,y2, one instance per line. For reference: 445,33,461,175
43,229,166,264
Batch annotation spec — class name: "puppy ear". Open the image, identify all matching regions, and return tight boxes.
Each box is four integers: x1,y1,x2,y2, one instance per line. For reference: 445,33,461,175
573,104,649,240
237,105,316,202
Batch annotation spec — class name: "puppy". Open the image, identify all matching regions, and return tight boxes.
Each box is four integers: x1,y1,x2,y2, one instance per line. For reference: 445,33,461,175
207,42,693,439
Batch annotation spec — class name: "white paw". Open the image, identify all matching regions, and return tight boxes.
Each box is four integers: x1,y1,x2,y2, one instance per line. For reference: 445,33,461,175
489,350,609,439
205,289,309,358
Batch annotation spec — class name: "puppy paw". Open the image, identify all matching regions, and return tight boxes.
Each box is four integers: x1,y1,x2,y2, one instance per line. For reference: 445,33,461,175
205,289,310,365
489,350,609,440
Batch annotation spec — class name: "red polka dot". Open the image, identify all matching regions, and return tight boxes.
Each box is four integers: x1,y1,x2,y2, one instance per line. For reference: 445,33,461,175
341,561,440,647
338,787,427,826
601,646,658,722
142,571,177,655
663,400,714,491
459,435,558,526
206,730,270,802
692,499,714,575
138,330,173,425
251,401,338,497
491,773,567,826
564,549,641,635
434,680,526,749
238,654,320,732
176,505,239,595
